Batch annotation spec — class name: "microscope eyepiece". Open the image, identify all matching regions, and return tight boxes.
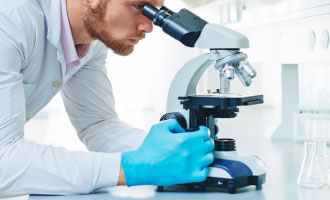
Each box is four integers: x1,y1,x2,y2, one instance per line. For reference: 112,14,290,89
142,4,208,47
142,4,172,27
142,4,159,21
160,6,175,15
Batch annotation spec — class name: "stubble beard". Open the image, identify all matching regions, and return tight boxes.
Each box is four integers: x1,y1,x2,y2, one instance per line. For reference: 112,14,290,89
83,0,141,56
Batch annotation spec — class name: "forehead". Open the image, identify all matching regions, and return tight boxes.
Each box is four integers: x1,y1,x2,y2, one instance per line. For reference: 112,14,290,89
127,0,165,8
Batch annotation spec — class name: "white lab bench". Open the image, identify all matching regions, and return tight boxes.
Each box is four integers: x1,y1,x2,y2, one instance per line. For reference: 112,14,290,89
21,139,330,200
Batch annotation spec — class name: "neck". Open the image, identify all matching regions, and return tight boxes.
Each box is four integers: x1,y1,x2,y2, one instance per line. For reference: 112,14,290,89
66,0,94,45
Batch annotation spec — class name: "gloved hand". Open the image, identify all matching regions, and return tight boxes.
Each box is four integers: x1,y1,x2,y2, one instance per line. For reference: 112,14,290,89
121,119,214,186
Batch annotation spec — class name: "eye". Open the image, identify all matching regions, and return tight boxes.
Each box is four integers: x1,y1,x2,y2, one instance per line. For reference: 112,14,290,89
133,4,144,10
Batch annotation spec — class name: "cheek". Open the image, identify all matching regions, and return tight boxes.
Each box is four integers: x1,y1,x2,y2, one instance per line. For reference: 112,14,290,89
107,18,137,36
106,7,139,30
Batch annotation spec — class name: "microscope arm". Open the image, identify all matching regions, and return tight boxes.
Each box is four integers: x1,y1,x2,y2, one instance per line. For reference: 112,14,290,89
166,50,240,118
166,53,218,114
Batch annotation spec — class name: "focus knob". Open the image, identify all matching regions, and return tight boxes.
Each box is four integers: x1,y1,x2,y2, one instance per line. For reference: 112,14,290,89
160,112,187,130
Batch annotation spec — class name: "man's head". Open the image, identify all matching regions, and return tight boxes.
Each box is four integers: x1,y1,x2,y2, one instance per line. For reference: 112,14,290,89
82,0,164,56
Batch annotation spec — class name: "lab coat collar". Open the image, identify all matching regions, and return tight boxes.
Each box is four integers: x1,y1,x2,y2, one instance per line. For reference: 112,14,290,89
47,0,67,78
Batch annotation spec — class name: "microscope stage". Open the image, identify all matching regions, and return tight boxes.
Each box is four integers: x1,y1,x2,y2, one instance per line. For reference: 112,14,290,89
179,93,264,110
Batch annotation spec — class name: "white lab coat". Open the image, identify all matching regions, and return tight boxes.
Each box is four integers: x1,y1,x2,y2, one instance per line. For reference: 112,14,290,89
0,0,146,197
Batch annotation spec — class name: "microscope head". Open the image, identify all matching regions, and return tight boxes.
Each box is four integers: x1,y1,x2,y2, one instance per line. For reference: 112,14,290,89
142,4,249,49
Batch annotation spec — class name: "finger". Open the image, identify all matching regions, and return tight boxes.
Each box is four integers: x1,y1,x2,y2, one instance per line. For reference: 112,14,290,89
162,119,185,133
203,139,215,153
192,167,209,183
200,152,214,167
186,126,209,140
199,126,211,141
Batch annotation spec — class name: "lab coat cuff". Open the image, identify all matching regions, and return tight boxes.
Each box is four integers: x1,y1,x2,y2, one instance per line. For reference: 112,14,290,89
93,152,121,190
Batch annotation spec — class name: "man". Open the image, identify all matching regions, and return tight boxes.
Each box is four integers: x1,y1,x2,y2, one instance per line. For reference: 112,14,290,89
0,0,214,197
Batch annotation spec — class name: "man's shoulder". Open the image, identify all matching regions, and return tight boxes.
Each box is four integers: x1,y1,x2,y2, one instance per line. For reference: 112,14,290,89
0,0,47,14
0,0,50,27
0,0,52,37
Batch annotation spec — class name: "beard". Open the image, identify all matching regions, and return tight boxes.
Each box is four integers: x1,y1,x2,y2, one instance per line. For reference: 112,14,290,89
83,0,145,56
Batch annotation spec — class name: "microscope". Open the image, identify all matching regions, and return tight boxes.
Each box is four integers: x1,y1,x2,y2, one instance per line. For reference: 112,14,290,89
142,4,266,194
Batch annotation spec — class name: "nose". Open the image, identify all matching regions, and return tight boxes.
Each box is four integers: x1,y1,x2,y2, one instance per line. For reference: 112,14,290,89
137,15,154,33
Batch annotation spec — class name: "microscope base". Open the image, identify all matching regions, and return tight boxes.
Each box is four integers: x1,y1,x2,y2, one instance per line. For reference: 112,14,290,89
157,173,266,194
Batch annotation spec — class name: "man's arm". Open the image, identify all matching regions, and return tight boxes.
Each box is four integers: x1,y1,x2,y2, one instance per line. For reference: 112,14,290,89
0,11,122,198
61,41,146,154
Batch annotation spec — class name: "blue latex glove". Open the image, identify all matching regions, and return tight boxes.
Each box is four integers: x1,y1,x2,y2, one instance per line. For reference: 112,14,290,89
121,119,214,186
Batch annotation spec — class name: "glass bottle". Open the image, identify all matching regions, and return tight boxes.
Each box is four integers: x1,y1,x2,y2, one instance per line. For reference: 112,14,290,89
297,139,329,187
297,140,324,187
313,138,329,183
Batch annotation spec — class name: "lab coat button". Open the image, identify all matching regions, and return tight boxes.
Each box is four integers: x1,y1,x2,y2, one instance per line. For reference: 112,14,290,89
52,81,63,88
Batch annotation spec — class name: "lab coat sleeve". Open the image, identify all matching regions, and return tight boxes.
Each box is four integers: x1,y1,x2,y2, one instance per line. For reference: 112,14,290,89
0,10,121,198
61,42,147,153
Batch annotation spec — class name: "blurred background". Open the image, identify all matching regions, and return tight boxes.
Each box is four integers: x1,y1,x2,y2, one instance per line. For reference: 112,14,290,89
24,0,330,151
